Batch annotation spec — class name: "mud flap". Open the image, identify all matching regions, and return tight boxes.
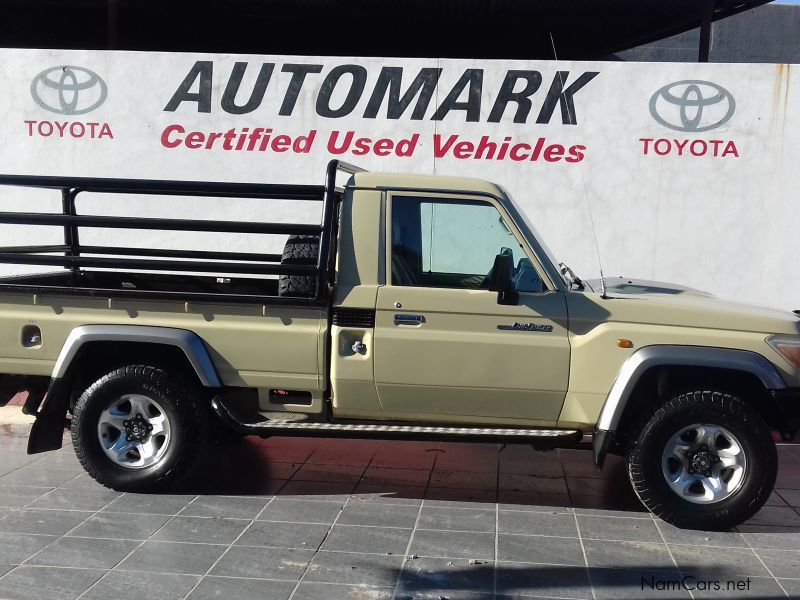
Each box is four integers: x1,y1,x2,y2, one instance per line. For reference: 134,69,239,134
27,379,70,454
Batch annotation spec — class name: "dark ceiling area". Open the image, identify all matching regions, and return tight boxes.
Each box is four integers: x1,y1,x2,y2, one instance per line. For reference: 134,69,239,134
0,0,772,60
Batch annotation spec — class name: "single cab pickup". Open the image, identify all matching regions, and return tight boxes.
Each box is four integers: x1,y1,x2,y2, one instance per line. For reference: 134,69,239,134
0,160,798,530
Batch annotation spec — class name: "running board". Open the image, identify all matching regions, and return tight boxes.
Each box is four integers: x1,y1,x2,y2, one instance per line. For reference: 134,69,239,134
211,396,582,446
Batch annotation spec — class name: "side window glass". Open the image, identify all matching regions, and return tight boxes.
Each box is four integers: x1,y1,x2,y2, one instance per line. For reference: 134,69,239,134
391,196,543,292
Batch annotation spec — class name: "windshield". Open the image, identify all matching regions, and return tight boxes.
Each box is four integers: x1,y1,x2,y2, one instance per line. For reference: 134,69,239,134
498,186,569,289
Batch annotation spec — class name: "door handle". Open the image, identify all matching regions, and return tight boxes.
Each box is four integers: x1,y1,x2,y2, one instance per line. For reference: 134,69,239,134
394,314,425,326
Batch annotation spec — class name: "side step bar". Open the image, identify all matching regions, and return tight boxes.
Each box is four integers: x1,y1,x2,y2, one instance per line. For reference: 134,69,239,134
211,396,582,446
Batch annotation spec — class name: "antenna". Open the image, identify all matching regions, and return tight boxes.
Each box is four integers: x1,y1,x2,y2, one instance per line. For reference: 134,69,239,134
549,33,608,299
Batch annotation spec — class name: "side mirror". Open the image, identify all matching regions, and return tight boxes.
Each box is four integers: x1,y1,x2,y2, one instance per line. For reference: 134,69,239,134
489,253,519,305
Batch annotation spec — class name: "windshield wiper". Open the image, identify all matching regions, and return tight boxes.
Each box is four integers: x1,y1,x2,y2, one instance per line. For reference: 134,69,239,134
559,262,585,291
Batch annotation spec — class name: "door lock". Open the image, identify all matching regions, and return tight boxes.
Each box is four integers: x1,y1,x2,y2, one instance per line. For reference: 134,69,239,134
351,340,366,354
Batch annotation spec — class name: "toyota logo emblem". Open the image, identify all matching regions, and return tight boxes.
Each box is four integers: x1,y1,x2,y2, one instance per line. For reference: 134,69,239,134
649,80,735,132
30,65,108,115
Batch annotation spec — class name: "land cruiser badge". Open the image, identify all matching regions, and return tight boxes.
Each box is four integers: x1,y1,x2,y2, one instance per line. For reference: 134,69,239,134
497,322,554,332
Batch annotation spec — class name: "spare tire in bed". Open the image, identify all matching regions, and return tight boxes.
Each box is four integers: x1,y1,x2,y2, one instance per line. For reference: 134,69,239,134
278,235,319,297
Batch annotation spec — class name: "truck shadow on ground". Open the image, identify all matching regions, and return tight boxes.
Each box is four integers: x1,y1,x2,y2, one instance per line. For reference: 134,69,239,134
173,436,649,514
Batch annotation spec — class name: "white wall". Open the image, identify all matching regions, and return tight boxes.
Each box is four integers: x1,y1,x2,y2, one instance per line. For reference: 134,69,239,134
0,51,797,309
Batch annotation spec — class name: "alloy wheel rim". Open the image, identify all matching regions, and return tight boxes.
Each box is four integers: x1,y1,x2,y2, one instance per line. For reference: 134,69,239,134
97,394,171,469
661,423,747,504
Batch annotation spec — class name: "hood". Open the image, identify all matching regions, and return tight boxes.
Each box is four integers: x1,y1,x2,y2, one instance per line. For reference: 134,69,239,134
580,277,800,335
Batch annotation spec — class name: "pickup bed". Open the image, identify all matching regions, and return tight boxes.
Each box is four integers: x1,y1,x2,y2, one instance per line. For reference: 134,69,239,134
0,160,798,530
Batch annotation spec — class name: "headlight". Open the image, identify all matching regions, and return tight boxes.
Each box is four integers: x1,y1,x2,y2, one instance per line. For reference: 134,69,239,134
767,335,800,368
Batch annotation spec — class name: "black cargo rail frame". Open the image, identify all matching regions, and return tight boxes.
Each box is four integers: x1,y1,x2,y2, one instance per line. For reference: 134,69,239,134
0,160,365,305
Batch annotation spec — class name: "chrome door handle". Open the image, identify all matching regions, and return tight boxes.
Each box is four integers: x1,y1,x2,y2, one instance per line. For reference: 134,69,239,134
394,314,425,325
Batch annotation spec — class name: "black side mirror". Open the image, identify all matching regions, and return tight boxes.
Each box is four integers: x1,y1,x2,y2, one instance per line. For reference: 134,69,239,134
489,253,519,305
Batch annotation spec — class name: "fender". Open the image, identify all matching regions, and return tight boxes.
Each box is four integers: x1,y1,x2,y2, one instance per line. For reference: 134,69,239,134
27,325,220,454
593,345,786,469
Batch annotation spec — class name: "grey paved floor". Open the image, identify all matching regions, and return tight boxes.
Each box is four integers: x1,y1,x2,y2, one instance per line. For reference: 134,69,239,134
0,423,799,600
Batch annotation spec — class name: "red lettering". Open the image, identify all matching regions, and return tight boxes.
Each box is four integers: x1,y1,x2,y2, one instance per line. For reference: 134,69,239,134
161,124,184,148
272,135,291,153
654,139,670,156
327,130,353,154
185,131,204,149
433,134,459,158
453,141,474,159
722,140,739,157
565,145,585,163
509,143,530,161
640,138,653,155
674,139,688,156
690,140,706,156
544,144,565,162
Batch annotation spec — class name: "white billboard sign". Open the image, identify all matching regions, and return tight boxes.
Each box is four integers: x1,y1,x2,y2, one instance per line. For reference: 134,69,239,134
0,49,797,309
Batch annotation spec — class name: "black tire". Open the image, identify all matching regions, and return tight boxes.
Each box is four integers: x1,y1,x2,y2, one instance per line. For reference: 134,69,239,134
278,234,319,298
71,365,209,492
627,390,777,530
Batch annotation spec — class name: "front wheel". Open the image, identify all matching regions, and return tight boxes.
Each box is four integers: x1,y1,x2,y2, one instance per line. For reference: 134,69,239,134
627,390,777,530
71,365,209,492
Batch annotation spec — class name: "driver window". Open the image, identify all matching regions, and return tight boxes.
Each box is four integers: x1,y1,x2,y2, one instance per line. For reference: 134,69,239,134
391,196,543,292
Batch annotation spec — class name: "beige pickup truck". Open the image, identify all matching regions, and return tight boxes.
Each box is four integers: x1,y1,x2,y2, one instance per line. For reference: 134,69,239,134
0,160,798,530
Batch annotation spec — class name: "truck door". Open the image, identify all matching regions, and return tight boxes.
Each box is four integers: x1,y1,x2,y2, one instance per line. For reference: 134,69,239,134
373,193,570,425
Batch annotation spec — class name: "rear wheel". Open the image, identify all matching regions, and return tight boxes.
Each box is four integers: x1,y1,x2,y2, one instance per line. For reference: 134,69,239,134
627,389,777,530
71,365,209,492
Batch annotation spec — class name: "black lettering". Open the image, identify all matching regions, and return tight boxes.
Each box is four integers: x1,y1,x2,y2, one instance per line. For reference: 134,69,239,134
164,61,213,113
431,69,483,122
488,70,543,123
363,67,442,120
279,64,323,116
316,65,368,118
221,62,275,115
536,71,599,125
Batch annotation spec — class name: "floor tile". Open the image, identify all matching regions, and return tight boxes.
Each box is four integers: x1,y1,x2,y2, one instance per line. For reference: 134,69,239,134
751,548,800,579
0,565,104,600
0,532,56,564
152,516,249,544
499,474,569,494
583,540,674,571
741,529,800,551
235,520,331,550
28,536,138,569
180,495,271,519
668,544,770,578
69,511,171,540
81,570,199,600
118,540,226,575
0,468,78,488
337,502,420,529
304,551,404,586
0,486,52,509
321,525,412,555
360,467,431,486
495,562,592,599
577,514,662,543
276,481,355,502
350,485,425,506
417,506,495,532
293,463,366,483
398,556,494,596
498,533,585,565
257,498,344,524
655,520,748,548
0,509,92,535
592,568,690,599
746,506,800,527
292,582,394,600
409,529,494,560
210,545,314,579
498,510,578,537
25,488,121,512
102,493,196,515
186,576,295,600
